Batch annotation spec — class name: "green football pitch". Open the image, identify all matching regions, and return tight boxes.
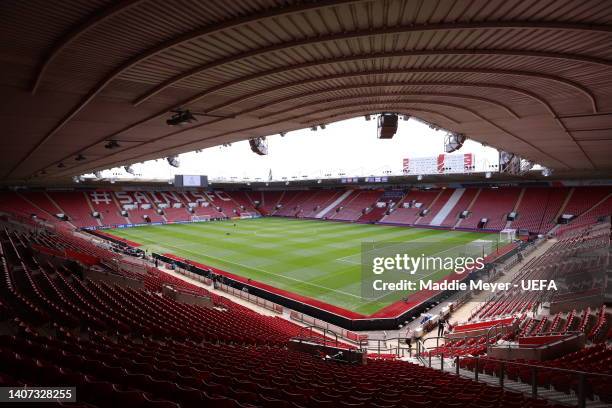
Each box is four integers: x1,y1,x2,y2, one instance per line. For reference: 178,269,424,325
107,218,499,315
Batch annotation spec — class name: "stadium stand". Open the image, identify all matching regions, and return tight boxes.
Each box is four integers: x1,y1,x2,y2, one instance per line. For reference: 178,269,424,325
414,188,454,226
3,191,606,405
87,191,130,226
48,192,98,228
380,190,440,225
0,218,573,408
297,190,344,218
0,186,609,234
20,192,65,222
1,1,612,407
439,188,480,228
273,191,312,217
226,191,259,216
510,188,569,234
426,221,611,406
458,188,521,231
253,191,283,215
328,190,383,221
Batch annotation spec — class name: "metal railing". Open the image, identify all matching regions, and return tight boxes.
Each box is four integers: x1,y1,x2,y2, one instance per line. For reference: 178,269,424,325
456,355,612,408
356,336,420,359
294,324,340,348
413,331,610,408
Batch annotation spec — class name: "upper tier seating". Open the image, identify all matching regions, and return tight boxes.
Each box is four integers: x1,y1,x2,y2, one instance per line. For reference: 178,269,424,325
0,192,55,223
558,195,612,232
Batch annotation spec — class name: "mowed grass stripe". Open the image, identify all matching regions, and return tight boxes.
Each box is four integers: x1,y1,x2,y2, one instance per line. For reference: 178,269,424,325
108,218,497,314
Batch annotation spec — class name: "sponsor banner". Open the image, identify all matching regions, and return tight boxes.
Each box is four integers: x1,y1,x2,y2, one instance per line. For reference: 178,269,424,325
82,217,234,231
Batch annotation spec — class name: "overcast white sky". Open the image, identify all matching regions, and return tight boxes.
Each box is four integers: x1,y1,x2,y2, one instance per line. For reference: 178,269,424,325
97,116,501,181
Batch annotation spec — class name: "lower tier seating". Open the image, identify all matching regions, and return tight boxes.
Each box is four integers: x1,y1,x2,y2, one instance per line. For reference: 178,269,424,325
0,325,569,408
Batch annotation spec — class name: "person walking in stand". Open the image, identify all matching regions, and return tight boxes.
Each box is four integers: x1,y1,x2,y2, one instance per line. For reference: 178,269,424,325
437,317,446,337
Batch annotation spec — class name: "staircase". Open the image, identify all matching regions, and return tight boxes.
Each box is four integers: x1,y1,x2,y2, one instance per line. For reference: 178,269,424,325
430,188,465,226
316,190,352,218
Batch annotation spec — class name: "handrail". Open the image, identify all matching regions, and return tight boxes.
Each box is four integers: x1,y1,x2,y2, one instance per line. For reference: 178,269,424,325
357,336,417,358
462,355,612,378
295,324,339,348
518,330,582,337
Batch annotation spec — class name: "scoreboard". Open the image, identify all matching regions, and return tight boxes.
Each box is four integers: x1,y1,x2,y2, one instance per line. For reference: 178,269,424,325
174,175,209,187
403,153,474,175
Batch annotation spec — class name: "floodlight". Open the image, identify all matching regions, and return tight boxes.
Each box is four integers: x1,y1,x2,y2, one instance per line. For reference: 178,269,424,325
167,156,180,168
444,132,466,153
104,140,120,149
249,137,268,155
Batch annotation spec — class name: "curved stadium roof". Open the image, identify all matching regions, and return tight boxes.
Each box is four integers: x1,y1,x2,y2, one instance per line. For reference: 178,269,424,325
1,0,611,183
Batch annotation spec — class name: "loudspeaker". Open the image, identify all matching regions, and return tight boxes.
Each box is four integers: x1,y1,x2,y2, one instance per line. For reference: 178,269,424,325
377,113,398,139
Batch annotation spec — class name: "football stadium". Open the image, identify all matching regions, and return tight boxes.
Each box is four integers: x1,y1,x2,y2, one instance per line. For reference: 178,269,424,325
0,1,611,408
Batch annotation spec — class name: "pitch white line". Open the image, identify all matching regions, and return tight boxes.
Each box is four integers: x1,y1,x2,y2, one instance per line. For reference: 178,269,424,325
141,238,363,300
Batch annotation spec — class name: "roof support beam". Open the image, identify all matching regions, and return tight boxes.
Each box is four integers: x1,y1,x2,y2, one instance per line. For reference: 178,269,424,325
30,0,147,94
133,25,612,106
255,90,520,120
11,47,600,180
10,0,366,177
169,52,600,111
31,0,365,94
